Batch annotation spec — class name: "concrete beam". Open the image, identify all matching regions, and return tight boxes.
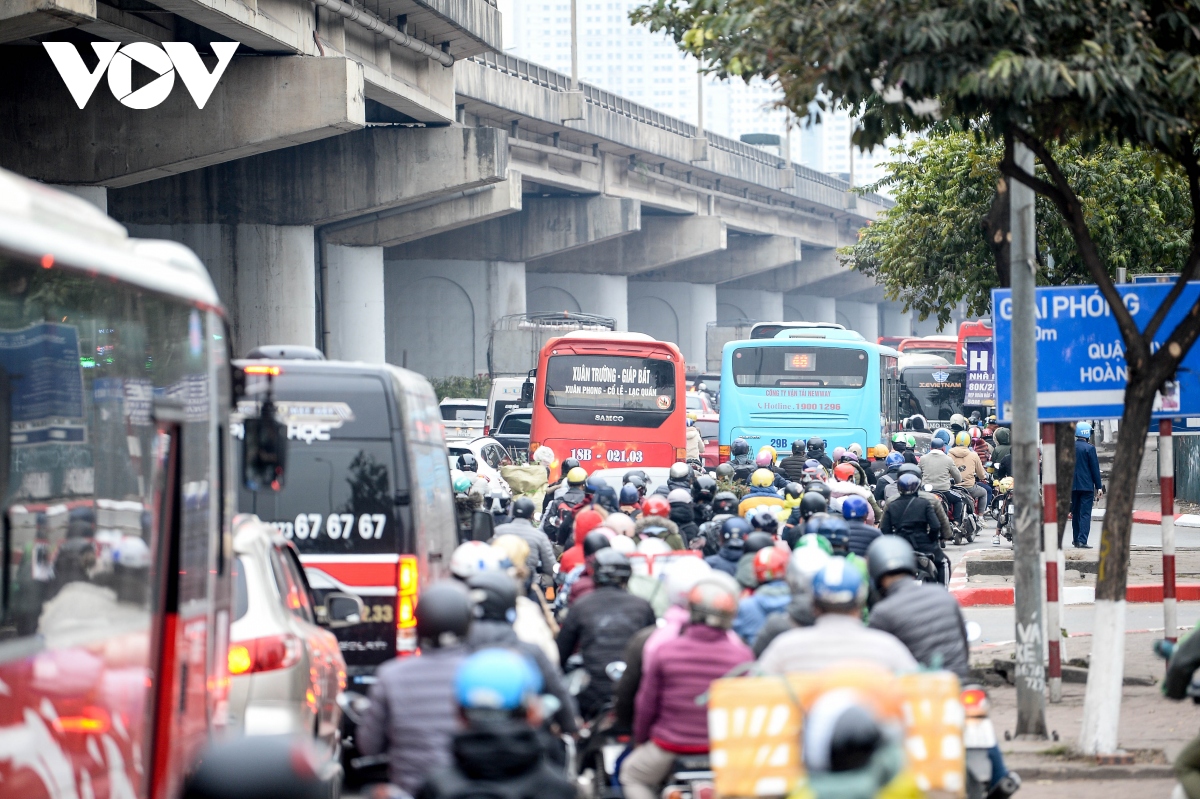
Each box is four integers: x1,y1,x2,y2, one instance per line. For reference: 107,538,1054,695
108,126,508,226
723,247,845,292
797,270,879,299
636,234,800,284
0,50,366,188
0,0,93,43
327,171,523,247
528,215,726,275
389,196,640,262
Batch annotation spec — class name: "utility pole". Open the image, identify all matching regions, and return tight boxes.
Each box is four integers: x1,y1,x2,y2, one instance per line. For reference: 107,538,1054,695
570,0,578,88
1010,141,1048,738
696,69,704,131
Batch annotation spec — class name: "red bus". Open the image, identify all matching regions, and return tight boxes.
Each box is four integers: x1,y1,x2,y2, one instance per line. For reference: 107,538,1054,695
527,332,687,472
956,319,993,365
0,170,243,798
897,335,958,363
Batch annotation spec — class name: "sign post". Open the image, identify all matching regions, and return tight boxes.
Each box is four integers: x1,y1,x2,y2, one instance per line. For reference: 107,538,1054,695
1161,419,1178,642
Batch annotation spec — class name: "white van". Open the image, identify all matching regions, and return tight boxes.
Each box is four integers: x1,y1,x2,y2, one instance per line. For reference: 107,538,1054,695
485,376,532,436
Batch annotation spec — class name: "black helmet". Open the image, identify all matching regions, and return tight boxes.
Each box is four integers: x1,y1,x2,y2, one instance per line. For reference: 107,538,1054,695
811,516,850,553
623,469,649,484
731,438,750,457
626,474,647,496
792,439,806,455
712,491,738,515
669,462,692,481
593,549,633,586
457,453,478,472
784,482,804,500
466,570,517,623
583,531,612,558
807,482,832,501
805,701,882,774
416,581,472,647
720,515,752,545
806,436,826,453
993,427,1011,445
897,463,922,479
748,506,779,535
715,463,734,480
693,475,717,502
799,491,828,520
512,496,535,520
897,473,921,494
866,535,917,587
561,457,581,476
743,532,775,555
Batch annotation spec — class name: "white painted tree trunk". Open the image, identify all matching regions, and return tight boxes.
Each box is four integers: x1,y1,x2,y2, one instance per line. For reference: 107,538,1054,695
1079,599,1126,753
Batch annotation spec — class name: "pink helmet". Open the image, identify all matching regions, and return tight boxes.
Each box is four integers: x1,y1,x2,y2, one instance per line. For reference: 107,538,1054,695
831,446,846,462
755,450,774,468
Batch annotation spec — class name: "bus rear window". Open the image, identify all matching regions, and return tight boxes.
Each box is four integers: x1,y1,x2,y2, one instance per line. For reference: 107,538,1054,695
544,355,675,412
732,347,868,388
899,368,966,421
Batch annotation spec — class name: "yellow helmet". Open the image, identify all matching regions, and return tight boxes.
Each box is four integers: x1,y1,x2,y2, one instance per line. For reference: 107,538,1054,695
567,467,588,485
955,431,972,447
758,445,777,463
751,468,776,487
873,444,890,459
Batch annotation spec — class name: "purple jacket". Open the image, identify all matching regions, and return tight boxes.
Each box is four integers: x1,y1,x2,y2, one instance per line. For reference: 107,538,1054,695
633,624,753,751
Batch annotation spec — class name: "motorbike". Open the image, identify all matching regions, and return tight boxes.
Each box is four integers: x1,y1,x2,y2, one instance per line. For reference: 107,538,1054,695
566,658,629,799
659,753,715,799
929,484,981,545
992,488,1014,546
914,551,947,586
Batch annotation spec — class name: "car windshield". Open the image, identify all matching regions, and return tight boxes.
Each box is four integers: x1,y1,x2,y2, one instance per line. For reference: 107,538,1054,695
694,420,718,439
499,413,531,434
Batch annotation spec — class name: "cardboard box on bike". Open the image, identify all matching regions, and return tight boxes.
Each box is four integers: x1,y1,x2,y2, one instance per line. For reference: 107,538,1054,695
707,668,965,798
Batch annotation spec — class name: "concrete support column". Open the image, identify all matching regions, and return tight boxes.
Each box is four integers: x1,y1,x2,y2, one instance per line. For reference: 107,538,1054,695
526,274,629,330
51,185,107,214
717,288,783,323
383,259,526,378
879,302,913,339
627,282,716,370
326,244,386,363
783,295,837,323
836,300,880,342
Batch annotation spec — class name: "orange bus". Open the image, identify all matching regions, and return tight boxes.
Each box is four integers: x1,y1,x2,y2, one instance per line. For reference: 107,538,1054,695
527,332,687,472
956,319,993,365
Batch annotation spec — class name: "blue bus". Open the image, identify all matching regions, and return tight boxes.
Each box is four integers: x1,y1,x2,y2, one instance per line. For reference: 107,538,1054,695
718,328,901,459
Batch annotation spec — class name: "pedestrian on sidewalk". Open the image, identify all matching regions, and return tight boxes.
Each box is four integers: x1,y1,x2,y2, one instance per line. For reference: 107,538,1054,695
1072,422,1104,548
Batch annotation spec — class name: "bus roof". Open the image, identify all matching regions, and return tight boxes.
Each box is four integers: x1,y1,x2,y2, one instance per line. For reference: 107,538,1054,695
772,328,865,342
0,167,221,309
557,330,657,342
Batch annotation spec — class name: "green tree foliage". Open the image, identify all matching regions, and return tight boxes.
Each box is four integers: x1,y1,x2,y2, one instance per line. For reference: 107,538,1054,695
850,131,1191,327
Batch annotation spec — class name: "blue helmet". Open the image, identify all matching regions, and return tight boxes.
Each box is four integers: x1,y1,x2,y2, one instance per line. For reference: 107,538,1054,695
885,452,905,468
804,459,822,470
811,557,867,612
1075,421,1092,439
720,515,753,544
455,648,543,715
619,484,640,505
841,495,870,521
932,428,952,447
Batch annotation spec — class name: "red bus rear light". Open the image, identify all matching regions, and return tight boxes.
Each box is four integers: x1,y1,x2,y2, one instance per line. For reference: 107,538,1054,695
719,445,730,463
675,447,687,460
54,707,111,734
228,634,302,675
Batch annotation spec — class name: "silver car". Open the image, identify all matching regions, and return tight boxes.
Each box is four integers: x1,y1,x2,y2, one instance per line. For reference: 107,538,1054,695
228,515,358,772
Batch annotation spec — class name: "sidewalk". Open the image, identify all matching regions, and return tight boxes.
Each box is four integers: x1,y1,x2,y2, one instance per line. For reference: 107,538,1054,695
973,631,1198,786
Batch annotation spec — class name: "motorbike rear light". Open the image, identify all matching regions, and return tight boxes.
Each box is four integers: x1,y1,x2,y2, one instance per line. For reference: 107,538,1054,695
397,555,419,654
960,687,990,717
228,633,302,675
694,783,716,799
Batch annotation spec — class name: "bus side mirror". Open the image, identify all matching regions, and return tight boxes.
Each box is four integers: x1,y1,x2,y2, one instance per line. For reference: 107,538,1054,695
471,509,495,542
521,380,534,403
243,400,288,492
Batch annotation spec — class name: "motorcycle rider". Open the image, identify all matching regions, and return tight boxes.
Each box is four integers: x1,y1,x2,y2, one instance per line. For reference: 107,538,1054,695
921,432,967,525
490,535,560,663
874,451,905,503
738,469,785,517
729,437,755,483
667,488,701,545
752,538,830,656
890,432,918,464
706,516,751,576
830,463,883,523
557,531,613,609
1072,421,1104,549
620,579,753,799
897,463,953,542
840,496,881,557
806,436,835,471
880,473,947,583
541,466,589,545
757,558,918,674
493,497,556,588
991,427,1013,477
779,439,812,482
417,648,575,799
736,532,777,591
733,545,792,646
949,430,989,513
783,491,828,547
636,494,684,549
868,444,891,479
556,549,656,719
558,507,605,574
358,581,473,795
667,461,693,493
692,474,718,524
685,418,705,462
619,483,643,519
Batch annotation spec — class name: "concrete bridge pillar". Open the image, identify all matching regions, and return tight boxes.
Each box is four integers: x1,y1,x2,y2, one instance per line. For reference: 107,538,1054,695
835,300,880,342
526,274,629,330
783,295,837,323
627,282,716,370
326,245,386,363
383,259,525,378
716,289,783,323
879,302,914,339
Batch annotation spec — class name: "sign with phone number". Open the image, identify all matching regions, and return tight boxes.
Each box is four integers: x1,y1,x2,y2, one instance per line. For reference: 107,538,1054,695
269,512,387,540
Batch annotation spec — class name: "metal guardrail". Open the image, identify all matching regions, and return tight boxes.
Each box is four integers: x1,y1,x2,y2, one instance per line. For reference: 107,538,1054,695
468,52,894,210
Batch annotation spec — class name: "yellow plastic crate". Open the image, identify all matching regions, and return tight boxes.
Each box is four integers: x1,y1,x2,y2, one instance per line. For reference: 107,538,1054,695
707,668,964,799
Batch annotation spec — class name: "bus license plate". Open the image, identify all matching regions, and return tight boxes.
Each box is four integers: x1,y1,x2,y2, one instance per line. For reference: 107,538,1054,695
605,449,644,464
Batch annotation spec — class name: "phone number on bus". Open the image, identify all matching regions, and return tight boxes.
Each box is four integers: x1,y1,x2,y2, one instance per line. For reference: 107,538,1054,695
570,448,645,464
268,513,388,540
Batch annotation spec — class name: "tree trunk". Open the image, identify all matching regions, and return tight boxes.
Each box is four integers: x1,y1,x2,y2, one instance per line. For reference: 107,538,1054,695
983,178,1011,288
1079,381,1157,754
1056,421,1076,547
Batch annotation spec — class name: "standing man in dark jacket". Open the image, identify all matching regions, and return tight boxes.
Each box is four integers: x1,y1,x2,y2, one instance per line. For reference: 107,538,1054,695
879,473,946,583
358,582,473,796
1072,421,1104,548
556,549,656,719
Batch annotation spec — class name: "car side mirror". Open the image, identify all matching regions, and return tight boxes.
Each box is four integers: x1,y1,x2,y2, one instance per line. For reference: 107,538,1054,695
471,509,495,542
520,380,534,403
323,592,364,628
243,399,288,492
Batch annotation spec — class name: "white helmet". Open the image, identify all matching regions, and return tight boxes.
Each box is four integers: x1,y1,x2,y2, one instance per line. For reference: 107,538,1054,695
662,557,713,607
450,541,502,579
637,537,673,555
667,488,693,505
609,535,637,555
533,445,555,465
605,512,636,537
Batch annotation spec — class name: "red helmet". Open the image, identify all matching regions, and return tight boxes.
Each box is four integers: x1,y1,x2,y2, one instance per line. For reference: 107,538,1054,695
833,463,856,482
642,495,671,518
753,545,790,583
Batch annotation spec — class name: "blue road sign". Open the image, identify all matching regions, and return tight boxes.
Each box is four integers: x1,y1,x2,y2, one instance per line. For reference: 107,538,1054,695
993,283,1200,422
